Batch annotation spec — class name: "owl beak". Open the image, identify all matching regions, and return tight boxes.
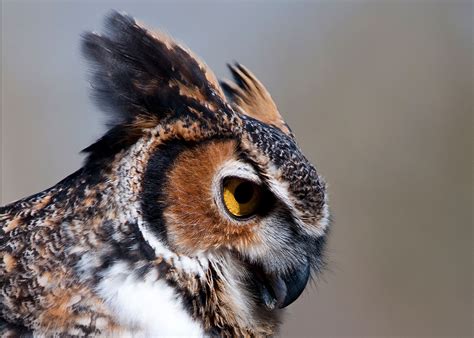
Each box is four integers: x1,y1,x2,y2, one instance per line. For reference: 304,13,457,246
259,258,311,310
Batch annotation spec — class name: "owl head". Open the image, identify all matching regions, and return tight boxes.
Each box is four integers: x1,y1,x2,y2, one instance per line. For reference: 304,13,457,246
82,12,329,317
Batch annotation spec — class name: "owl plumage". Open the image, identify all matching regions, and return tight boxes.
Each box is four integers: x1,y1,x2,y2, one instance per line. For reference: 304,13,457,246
0,12,330,336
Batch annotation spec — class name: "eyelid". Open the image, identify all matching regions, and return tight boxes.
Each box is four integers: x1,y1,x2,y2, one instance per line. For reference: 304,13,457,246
216,160,261,185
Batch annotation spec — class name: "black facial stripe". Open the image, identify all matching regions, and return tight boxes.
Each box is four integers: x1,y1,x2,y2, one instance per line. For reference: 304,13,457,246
141,139,191,246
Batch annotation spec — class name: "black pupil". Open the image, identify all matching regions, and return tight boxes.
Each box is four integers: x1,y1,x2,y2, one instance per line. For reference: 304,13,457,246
234,182,255,204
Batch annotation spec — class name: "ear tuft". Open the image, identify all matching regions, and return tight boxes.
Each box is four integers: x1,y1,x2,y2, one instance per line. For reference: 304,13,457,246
221,63,292,136
82,11,226,126
81,11,231,165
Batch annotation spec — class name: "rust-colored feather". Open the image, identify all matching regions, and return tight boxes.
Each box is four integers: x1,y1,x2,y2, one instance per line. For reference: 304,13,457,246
221,63,293,136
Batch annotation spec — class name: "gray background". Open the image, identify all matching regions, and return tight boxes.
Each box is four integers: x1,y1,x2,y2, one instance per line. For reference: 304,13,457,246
1,1,472,336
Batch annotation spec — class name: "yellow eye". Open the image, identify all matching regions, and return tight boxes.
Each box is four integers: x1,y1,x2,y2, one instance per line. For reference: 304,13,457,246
222,177,262,218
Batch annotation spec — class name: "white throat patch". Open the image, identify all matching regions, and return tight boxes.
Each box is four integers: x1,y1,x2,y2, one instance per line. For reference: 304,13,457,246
96,261,205,336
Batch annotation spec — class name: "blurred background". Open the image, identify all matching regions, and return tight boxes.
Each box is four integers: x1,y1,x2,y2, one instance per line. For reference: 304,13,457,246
1,1,472,336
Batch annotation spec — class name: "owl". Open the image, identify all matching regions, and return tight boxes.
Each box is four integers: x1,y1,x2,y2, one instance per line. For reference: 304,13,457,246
0,12,329,337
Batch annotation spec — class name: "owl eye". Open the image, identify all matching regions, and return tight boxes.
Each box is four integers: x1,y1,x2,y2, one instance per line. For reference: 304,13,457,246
222,177,262,219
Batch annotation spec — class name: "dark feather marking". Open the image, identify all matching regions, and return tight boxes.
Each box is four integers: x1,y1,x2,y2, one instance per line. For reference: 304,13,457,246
0,318,31,337
141,139,190,245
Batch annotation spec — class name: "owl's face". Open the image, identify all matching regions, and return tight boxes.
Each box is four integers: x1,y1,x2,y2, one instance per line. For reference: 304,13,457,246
141,122,328,309
83,13,329,313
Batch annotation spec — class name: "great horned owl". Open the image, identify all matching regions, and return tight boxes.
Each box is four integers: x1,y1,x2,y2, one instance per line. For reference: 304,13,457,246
0,12,330,336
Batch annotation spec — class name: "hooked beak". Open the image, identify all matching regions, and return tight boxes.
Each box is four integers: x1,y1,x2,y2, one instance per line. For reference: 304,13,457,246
255,258,311,310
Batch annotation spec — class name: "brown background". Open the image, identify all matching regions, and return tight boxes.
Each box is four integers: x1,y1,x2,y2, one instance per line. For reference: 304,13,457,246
1,1,472,336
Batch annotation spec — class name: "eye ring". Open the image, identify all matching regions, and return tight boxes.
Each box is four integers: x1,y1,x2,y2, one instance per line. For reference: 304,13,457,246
221,177,262,219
